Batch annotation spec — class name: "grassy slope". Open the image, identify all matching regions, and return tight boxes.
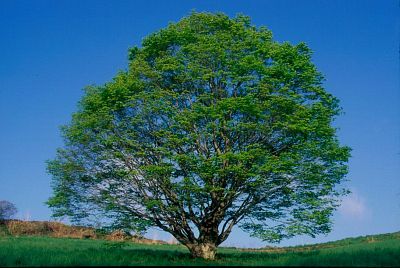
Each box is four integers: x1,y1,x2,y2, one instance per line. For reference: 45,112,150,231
0,232,399,266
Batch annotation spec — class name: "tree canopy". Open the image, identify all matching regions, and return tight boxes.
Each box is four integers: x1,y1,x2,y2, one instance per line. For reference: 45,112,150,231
0,200,18,220
47,12,351,259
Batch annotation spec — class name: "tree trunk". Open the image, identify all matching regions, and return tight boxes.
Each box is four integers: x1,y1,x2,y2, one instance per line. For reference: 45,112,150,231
188,243,217,260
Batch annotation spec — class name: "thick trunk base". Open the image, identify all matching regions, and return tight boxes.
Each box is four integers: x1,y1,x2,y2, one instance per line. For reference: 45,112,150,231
188,243,216,260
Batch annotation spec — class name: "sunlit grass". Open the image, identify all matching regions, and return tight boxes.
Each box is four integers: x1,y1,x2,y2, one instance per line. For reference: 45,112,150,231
0,233,399,266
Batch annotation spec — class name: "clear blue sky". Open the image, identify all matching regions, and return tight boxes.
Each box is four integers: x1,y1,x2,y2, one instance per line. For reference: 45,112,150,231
0,0,398,248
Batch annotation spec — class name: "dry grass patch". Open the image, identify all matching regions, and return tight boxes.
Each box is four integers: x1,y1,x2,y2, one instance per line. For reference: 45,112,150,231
2,220,96,239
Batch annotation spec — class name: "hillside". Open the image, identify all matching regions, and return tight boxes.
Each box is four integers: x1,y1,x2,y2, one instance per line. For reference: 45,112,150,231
0,220,399,266
0,219,168,244
240,231,400,253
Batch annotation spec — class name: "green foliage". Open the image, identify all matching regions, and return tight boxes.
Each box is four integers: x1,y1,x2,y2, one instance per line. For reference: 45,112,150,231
47,11,351,249
0,201,18,220
0,234,399,266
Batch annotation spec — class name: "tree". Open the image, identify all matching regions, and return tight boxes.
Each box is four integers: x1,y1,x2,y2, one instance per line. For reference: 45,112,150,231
0,200,18,220
47,12,351,259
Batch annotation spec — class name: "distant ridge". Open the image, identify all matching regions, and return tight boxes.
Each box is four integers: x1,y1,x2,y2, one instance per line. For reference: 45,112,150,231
0,219,169,245
238,231,400,252
1,219,399,250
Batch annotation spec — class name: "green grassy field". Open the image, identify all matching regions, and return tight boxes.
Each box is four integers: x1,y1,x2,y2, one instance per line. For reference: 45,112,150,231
0,231,399,266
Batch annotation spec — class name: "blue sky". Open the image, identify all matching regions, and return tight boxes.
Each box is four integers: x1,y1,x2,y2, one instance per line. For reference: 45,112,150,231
0,0,398,248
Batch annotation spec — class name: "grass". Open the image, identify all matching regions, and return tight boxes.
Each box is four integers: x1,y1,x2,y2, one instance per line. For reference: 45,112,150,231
0,232,399,266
